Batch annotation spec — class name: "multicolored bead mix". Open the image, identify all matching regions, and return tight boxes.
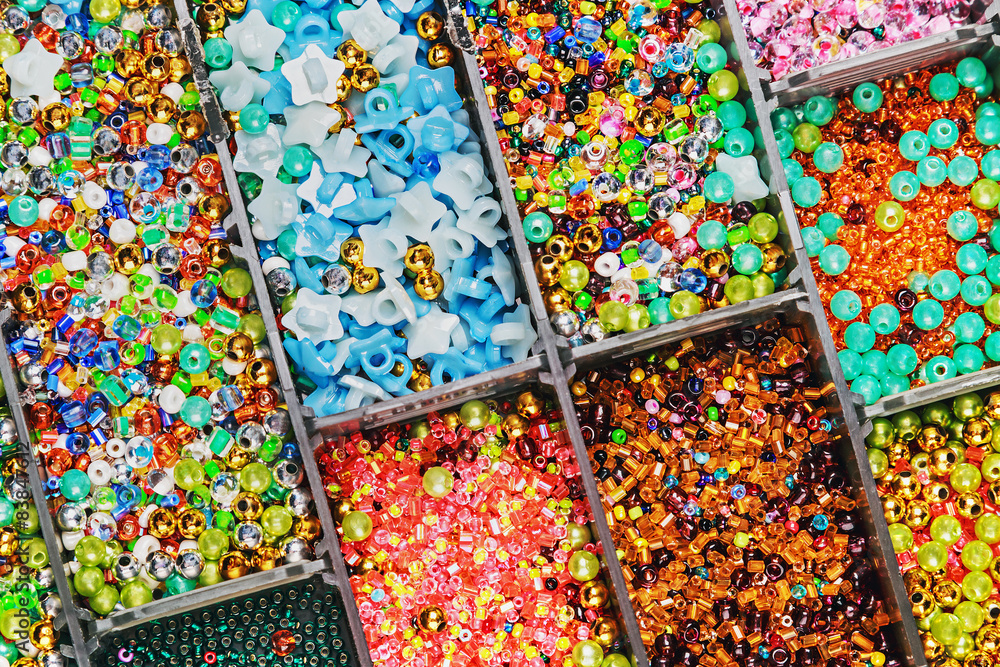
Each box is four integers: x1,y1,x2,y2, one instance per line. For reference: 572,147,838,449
868,392,1000,666
468,0,790,344
571,319,902,667
96,575,357,667
788,58,1000,404
0,0,321,617
316,392,630,667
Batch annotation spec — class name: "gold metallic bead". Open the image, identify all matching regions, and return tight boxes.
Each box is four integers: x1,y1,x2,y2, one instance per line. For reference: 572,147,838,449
910,451,930,476
922,481,950,504
930,447,958,478
114,244,144,274
224,332,255,362
882,494,905,523
0,70,9,97
502,414,529,439
700,248,730,278
965,652,992,667
983,600,1000,625
933,579,963,609
516,391,544,419
416,605,447,633
178,508,207,539
293,515,322,541
544,287,573,313
246,358,278,387
115,49,143,78
335,75,353,102
177,111,208,140
416,11,445,40
0,527,16,558
957,491,984,519
903,568,931,594
413,269,444,300
545,235,574,263
441,412,460,431
591,617,618,648
198,193,230,221
904,499,931,529
352,265,381,294
759,243,786,274
233,492,264,521
328,103,347,131
351,64,380,93
923,634,945,662
988,481,1000,506
142,53,171,82
148,508,177,539
341,238,364,266
885,439,909,464
891,469,920,500
391,361,406,376
39,103,70,132
168,56,192,83
353,557,377,576
535,254,562,287
220,0,247,12
331,498,354,523
219,551,251,580
28,621,58,651
11,284,40,313
337,39,367,67
635,107,665,137
573,223,602,254
196,3,228,31
920,424,949,452
123,77,155,106
977,624,1000,652
203,239,232,267
146,94,176,123
404,244,435,273
226,109,243,133
909,588,936,619
579,580,609,609
986,392,1000,420
408,372,432,392
427,43,453,69
966,418,994,446
251,546,282,570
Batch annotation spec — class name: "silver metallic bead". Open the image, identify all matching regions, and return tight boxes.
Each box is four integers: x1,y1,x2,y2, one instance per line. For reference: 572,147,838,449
581,318,608,343
175,549,205,580
145,550,175,581
56,503,87,532
234,522,263,550
4,473,30,505
263,410,291,438
550,310,580,337
0,417,17,445
272,459,303,489
114,553,141,581
39,593,62,620
280,536,312,563
35,567,56,590
266,267,297,300
235,422,266,452
285,487,314,516
39,650,64,667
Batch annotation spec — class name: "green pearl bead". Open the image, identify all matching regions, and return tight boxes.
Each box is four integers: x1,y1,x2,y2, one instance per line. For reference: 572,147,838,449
887,521,913,552
198,528,229,560
830,290,861,320
0,610,29,643
818,244,850,275
792,123,822,153
881,373,909,396
852,82,882,113
723,127,754,157
977,115,1000,146
957,242,988,275
844,322,875,352
695,42,727,73
572,641,604,667
120,580,153,609
954,312,986,343
782,158,804,185
239,103,269,134
75,535,106,567
874,200,905,231
954,391,985,419
930,72,960,101
803,96,835,126
889,171,919,201
955,601,985,633
930,612,963,644
89,586,119,617
174,459,206,490
977,513,1000,542
60,469,91,502
717,100,746,130
221,267,253,298
696,220,727,249
668,291,701,319
958,57,988,87
724,275,753,304
928,118,959,149
703,171,734,203
850,375,880,405
261,505,293,536
791,176,822,207
748,213,778,243
568,551,600,582
862,349,887,377
972,178,1000,209
963,571,993,602
282,145,314,178
913,298,945,330
203,37,233,69
838,349,863,381
955,344,986,374
867,417,896,448
559,260,590,291
813,142,843,173
731,244,763,274
949,155,979,186
869,303,900,334
599,300,628,330
962,276,992,306
917,155,948,186
817,212,843,241
801,227,825,257
932,514,964,544
887,344,918,375
899,130,930,161
774,129,794,158
422,466,454,498
523,212,553,243
930,269,961,300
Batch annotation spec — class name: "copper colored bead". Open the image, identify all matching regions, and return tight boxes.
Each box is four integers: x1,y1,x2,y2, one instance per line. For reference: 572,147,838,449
219,551,251,580
203,239,232,266
502,414,529,439
245,359,278,387
251,546,283,570
224,332,255,362
534,255,562,287
115,49,143,77
331,498,354,523
591,617,618,648
12,283,41,313
196,3,227,31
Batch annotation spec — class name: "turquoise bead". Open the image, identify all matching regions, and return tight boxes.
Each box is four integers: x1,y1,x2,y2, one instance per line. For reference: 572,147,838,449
838,349,863,381
887,344,919,375
975,76,995,99
947,210,978,241
908,270,930,293
983,150,1000,180
830,289,861,320
957,57,988,88
844,322,875,353
898,131,930,162
703,172,734,203
962,276,992,306
239,104,270,134
912,299,945,330
916,156,948,187
9,196,38,227
929,270,960,300
804,96,836,126
732,244,763,274
770,107,798,132
953,311,986,343
987,254,1000,285
744,98,758,123
986,331,1000,361
774,129,794,158
203,37,233,69
881,373,910,396
817,212,843,241
928,119,959,149
271,0,302,31
852,83,882,113
783,158,804,184
696,220,727,249
60,469,91,502
801,227,826,257
955,344,986,375
276,229,297,259
922,356,957,383
813,142,843,173
523,212,553,242
695,42,727,73
648,297,672,324
818,244,850,275
948,155,979,187
180,396,212,427
717,100,746,130
282,145,314,178
869,303,900,334
981,103,1000,119
889,171,919,201
862,349,888,377
929,72,960,101
791,176,822,207
957,242,988,275
723,127,754,157
851,375,881,405
977,115,1000,146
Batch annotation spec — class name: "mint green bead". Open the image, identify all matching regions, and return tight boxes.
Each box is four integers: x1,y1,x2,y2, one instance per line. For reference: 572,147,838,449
948,210,979,241
703,171,734,203
930,270,961,300
724,275,754,304
984,150,1000,180
203,37,233,69
949,155,979,186
930,72,960,101
986,255,1000,285
696,220,727,249
817,212,843,240
844,322,875,352
870,303,900,334
899,131,930,161
986,331,1000,360
792,123,822,153
801,227,826,257
972,178,1000,210
838,349,863,381
991,223,1000,252
977,116,1000,146
774,129,794,158
954,312,986,342
889,171,919,201
981,102,1000,119
523,212,553,243
852,82,882,112
913,299,945,330
958,57,988,87
179,343,211,373
917,155,948,186
180,395,212,428
791,176,822,207
648,297,672,324
851,375,881,405
9,196,38,227
830,290,861,320
862,349,887,377
282,145,314,178
770,107,798,132
782,158,804,184
881,373,909,396
277,229,297,259
956,344,986,374
818,244,850,275
813,142,843,173
60,469,91,502
239,104,270,134
271,0,301,30
887,344,919,375
957,243,988,275
928,119,959,149
961,276,992,306
803,95,835,126
717,100,746,130
731,244,763,274
695,42,727,73
909,270,930,292
723,127,754,157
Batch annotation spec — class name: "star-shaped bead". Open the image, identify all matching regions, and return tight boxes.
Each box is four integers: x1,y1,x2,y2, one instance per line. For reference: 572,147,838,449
388,181,444,242
492,304,537,363
715,153,770,203
367,161,406,198
407,105,469,153
338,0,399,52
282,102,340,147
224,10,286,71
333,178,394,223
282,288,344,342
283,13,343,59
233,124,285,178
297,163,351,217
249,175,301,240
456,196,506,248
293,211,352,262
487,245,517,307
312,129,371,177
359,217,408,277
427,210,475,274
371,274,417,326
281,44,345,106
433,152,485,210
209,61,271,111
371,34,418,75
340,292,377,327
400,65,463,115
402,305,460,359
3,39,64,101
353,89,413,134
